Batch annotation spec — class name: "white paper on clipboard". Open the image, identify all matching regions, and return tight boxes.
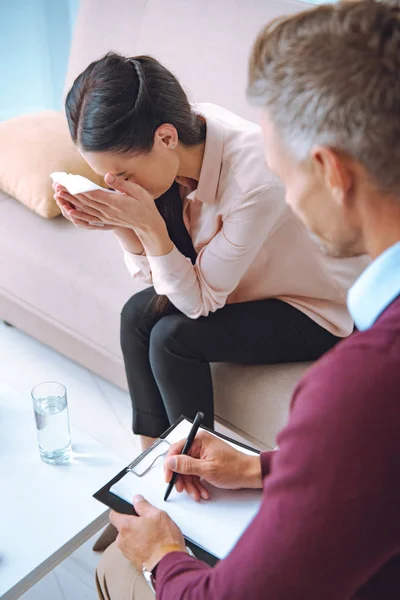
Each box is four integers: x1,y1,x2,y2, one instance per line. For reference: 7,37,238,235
110,419,263,560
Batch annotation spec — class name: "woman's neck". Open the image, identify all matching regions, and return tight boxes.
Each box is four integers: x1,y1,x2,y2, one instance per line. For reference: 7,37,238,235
176,142,205,186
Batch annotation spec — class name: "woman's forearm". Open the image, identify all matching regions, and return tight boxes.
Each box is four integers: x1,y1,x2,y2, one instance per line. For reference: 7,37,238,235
114,227,144,255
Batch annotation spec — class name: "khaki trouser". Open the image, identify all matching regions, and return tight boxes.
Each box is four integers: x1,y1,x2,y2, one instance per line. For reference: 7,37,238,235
96,542,154,600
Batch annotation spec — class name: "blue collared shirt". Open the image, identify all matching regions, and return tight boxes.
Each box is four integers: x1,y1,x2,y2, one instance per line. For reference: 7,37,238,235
347,241,400,331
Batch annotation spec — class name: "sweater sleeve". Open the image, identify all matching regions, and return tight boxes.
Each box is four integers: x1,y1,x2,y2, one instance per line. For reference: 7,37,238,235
260,451,273,479
122,251,152,286
156,343,400,600
116,229,153,286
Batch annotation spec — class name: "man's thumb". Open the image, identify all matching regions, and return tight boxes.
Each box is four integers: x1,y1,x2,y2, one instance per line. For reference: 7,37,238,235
165,455,203,476
133,494,152,516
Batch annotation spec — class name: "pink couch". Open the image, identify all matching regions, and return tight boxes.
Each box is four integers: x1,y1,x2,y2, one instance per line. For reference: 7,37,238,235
0,0,313,450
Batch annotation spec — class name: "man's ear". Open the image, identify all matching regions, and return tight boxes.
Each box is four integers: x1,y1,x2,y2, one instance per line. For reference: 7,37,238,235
311,146,353,206
154,124,178,150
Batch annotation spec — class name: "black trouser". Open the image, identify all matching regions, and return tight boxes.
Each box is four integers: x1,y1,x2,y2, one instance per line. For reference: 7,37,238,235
120,287,341,438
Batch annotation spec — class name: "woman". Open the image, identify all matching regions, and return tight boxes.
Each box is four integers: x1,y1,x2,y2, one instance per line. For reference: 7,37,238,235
54,52,366,451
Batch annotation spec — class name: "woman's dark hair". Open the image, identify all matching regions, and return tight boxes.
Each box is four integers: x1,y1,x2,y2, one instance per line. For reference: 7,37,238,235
65,52,206,315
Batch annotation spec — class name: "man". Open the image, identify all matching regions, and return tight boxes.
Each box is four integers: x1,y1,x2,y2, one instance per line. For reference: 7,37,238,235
96,1,400,598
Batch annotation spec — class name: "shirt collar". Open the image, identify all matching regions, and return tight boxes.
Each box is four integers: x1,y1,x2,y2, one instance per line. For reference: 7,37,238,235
347,241,400,331
186,116,224,204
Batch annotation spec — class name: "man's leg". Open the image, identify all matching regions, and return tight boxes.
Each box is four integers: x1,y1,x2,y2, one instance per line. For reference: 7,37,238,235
96,542,154,600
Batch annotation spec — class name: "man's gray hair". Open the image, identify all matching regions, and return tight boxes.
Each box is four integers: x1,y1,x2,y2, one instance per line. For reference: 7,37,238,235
247,0,400,193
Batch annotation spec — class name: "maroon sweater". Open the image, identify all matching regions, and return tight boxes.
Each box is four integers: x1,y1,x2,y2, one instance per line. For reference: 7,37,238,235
156,296,400,599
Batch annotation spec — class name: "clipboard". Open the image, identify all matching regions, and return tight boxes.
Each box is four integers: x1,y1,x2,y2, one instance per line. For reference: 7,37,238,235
93,415,260,566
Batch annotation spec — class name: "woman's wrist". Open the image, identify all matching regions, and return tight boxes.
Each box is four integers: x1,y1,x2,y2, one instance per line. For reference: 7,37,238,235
136,221,174,257
113,226,144,255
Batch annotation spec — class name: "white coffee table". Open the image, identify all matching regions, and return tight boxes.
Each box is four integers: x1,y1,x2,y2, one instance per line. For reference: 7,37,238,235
0,383,128,600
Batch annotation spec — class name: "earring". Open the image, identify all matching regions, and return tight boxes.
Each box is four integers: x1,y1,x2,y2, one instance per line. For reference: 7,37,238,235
169,144,176,150
332,187,341,199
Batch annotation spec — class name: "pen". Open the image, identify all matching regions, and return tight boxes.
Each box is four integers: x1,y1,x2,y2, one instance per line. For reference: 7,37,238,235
164,411,204,502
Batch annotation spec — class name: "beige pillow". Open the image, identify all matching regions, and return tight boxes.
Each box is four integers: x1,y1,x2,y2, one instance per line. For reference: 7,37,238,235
0,111,105,219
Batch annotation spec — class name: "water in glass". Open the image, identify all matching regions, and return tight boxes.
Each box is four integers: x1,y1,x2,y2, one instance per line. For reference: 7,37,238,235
33,392,71,464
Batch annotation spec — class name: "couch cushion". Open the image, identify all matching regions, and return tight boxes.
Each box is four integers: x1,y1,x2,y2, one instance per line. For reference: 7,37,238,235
0,111,104,219
0,190,145,368
213,362,312,448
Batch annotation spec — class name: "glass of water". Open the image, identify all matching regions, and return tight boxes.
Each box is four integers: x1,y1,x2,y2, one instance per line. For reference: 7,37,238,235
31,382,72,464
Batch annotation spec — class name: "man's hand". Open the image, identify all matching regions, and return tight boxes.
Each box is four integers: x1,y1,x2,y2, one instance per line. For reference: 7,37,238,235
164,431,263,501
109,495,187,572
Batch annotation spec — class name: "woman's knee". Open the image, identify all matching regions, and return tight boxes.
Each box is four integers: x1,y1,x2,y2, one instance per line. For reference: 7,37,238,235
120,288,155,350
149,314,194,364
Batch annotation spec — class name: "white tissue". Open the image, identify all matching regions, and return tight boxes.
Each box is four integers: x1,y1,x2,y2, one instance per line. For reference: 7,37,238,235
50,172,116,195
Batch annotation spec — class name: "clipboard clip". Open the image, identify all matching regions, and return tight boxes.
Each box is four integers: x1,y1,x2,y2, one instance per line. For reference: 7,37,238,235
126,438,171,478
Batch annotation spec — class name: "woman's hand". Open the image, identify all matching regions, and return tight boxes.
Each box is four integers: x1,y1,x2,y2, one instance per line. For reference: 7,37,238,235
164,431,263,502
67,174,164,232
53,183,114,231
66,175,174,256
